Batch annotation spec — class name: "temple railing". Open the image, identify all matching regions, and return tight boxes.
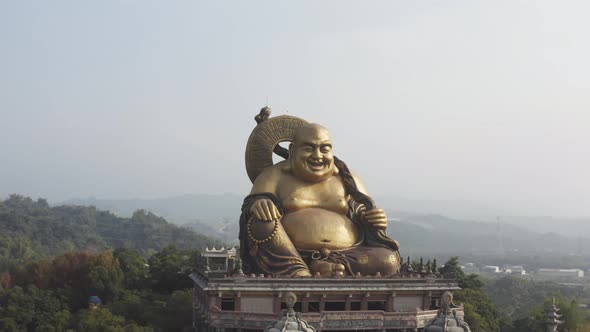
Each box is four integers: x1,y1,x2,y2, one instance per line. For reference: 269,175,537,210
191,270,458,286
206,309,443,330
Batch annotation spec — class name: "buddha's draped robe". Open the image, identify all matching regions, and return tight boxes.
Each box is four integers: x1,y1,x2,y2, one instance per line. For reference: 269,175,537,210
239,192,401,277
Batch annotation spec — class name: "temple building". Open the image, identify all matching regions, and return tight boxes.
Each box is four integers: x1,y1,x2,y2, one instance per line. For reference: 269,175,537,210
202,246,237,273
190,108,466,331
190,255,462,332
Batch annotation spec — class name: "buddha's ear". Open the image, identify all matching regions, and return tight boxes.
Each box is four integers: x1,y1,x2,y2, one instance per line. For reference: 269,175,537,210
333,165,339,175
288,142,294,156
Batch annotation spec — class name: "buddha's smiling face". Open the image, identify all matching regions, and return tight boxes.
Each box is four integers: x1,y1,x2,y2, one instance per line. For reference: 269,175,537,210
289,124,335,182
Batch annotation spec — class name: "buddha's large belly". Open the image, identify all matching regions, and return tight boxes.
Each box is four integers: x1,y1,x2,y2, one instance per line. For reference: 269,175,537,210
281,208,360,250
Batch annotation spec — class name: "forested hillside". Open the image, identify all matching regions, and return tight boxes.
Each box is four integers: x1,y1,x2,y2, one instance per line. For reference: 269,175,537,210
0,247,201,331
0,195,219,331
0,195,220,271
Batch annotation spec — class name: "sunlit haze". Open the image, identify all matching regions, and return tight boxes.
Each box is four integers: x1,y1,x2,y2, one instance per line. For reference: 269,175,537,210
1,1,589,217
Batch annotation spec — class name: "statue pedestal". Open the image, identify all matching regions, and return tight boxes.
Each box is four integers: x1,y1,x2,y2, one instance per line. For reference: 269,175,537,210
190,271,461,332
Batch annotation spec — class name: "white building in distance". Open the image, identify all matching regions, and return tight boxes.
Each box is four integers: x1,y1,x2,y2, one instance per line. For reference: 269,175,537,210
538,269,584,279
481,266,501,273
509,265,527,275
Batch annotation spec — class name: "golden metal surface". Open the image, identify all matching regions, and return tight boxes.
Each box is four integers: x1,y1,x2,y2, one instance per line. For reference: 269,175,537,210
358,255,369,265
272,234,284,246
281,208,359,250
245,120,400,276
387,254,397,264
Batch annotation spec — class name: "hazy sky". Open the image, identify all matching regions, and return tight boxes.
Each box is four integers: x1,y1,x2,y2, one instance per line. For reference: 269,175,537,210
1,1,589,217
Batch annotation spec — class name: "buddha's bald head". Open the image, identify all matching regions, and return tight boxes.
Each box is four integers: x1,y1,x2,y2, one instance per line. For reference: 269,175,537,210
289,123,335,182
293,123,332,144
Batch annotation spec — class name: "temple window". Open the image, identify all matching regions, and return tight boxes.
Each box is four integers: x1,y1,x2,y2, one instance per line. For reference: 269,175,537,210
308,302,320,312
221,298,235,311
368,301,387,311
324,302,346,311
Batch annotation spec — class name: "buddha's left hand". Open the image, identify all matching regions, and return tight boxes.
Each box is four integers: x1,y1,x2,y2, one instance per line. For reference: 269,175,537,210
360,208,388,230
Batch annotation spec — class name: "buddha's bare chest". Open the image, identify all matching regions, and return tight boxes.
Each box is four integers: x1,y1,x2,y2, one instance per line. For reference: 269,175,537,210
277,176,349,213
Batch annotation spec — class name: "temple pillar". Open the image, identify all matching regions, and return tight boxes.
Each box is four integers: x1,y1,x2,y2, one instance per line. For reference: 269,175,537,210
320,294,326,312
387,292,396,312
234,292,241,311
423,291,432,310
302,293,310,313
345,294,352,311
361,293,369,311
274,292,282,313
209,294,219,310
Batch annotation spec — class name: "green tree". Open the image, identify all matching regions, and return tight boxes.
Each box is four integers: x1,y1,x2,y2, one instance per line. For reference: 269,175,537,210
160,289,194,331
440,256,464,279
460,273,484,290
454,288,500,332
506,312,544,332
74,307,153,332
439,256,483,289
0,318,19,332
114,248,149,289
148,246,193,292
84,251,125,303
0,285,70,331
75,307,125,332
109,290,152,326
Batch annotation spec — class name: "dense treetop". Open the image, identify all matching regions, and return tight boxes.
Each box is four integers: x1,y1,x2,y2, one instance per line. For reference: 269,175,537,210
0,194,220,271
0,247,199,331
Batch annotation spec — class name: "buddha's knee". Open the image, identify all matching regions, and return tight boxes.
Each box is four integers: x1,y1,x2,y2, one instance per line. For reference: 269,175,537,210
247,216,299,255
381,251,401,275
249,216,279,239
364,249,400,276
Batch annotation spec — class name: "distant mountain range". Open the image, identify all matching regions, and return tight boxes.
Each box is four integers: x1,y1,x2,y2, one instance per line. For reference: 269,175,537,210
63,193,590,258
392,212,588,258
63,193,589,237
64,194,243,224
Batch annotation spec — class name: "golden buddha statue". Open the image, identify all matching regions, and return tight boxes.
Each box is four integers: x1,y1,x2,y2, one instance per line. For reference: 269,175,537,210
240,108,400,277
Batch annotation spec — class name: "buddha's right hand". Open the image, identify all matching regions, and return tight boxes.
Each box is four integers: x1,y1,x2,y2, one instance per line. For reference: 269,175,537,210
250,198,282,222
